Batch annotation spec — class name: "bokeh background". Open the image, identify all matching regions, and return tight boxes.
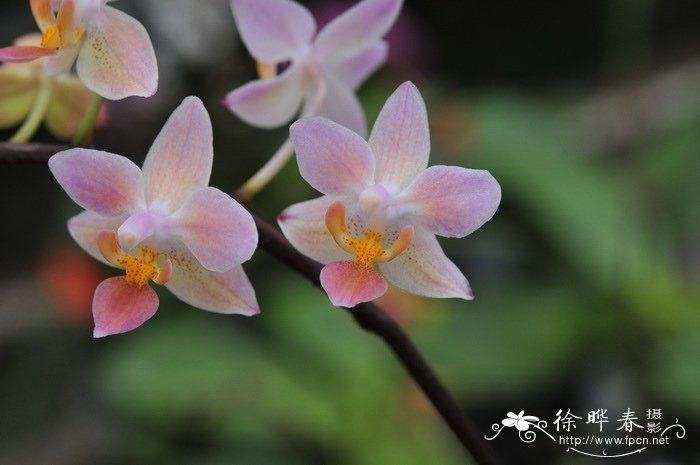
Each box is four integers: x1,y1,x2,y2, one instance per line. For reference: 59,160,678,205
1,0,700,464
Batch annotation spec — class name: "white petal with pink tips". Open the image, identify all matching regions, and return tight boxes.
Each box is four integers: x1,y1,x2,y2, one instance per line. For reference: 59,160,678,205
278,196,351,264
166,249,259,316
76,6,158,99
378,228,473,300
290,117,374,195
49,148,145,216
231,0,316,62
142,96,213,213
402,165,502,238
313,0,402,62
171,187,258,273
222,67,304,129
324,41,388,90
369,81,430,190
319,75,368,138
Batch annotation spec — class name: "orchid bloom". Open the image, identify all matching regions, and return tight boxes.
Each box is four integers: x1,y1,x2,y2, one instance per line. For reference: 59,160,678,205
502,411,539,432
49,97,259,337
0,34,106,140
223,0,402,137
278,82,501,307
0,0,157,100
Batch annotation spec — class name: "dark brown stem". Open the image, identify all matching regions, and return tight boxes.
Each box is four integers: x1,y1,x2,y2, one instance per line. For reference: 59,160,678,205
250,208,502,465
2,143,502,465
0,142,69,164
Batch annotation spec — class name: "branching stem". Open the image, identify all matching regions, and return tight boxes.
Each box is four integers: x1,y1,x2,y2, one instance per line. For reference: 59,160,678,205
236,66,328,201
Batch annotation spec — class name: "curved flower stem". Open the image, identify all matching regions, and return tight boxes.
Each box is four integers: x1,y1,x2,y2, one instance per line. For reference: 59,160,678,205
0,142,503,465
72,93,103,147
243,202,503,465
235,139,295,202
9,75,53,143
236,68,328,201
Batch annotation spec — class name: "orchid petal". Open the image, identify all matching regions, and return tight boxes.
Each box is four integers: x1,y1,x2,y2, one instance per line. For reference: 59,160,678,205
170,187,258,272
42,43,79,75
278,196,350,264
320,260,388,307
290,116,374,195
231,0,315,62
502,419,517,427
319,74,368,138
76,6,158,99
92,276,159,337
49,148,144,216
31,0,55,33
222,65,303,129
0,68,35,128
369,81,430,189
0,46,56,63
75,0,109,20
326,41,388,90
313,0,402,62
378,228,472,299
56,0,77,44
141,96,212,213
67,210,125,264
402,165,501,237
45,74,101,139
166,249,259,315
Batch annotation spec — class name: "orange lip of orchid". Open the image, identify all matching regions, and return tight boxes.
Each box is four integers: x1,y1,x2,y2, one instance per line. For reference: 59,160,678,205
97,230,172,288
325,201,414,268
32,0,83,51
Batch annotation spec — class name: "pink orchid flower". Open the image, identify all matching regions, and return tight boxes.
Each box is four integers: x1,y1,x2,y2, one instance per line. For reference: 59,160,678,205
49,96,259,337
0,0,157,100
222,0,402,137
278,82,501,307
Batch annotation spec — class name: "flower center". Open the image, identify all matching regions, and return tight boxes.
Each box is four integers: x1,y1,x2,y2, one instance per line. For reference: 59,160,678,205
325,201,414,268
40,26,61,49
98,231,172,288
117,248,161,287
36,0,84,50
346,230,387,267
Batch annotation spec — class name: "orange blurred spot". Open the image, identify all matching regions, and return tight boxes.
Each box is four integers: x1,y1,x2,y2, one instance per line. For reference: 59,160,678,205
39,245,105,323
